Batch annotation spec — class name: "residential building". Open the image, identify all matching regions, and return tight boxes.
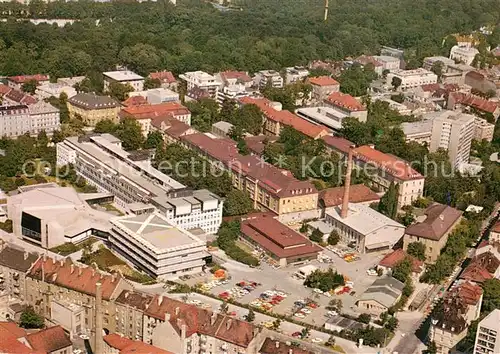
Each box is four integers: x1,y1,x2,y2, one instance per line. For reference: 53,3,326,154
179,71,221,99
180,133,319,220
143,295,262,354
7,186,113,248
109,211,208,279
56,134,188,208
380,46,405,60
216,70,253,88
352,145,425,207
28,101,61,135
450,45,479,65
490,221,500,244
373,55,401,71
460,251,500,284
357,277,404,316
0,245,38,301
103,70,144,92
104,333,173,354
423,56,456,71
129,88,179,104
429,282,483,354
57,76,86,87
122,96,149,108
149,71,178,90
50,298,85,340
401,120,433,145
114,290,154,341
151,115,196,145
26,256,133,338
243,135,278,156
67,93,121,126
371,96,412,115
0,103,60,138
474,117,495,142
35,82,77,100
296,106,348,131
403,203,463,263
413,83,460,105
150,189,223,235
474,309,500,354
355,55,383,75
0,323,73,354
239,96,329,139
429,111,475,168
253,70,284,89
7,74,49,90
318,184,380,217
284,66,309,84
239,213,321,267
386,69,438,90
448,92,500,122
324,92,368,122
0,84,37,106
308,76,340,101
259,338,314,354
465,71,497,94
377,249,424,278
211,121,234,138
321,135,354,157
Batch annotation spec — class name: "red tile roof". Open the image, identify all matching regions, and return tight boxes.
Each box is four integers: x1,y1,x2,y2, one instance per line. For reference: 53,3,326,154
319,184,380,208
325,92,366,112
152,115,194,139
260,338,314,354
26,326,72,353
450,92,499,114
378,249,424,273
492,221,500,233
0,84,12,96
460,263,493,284
404,203,462,241
28,256,125,300
104,334,174,354
144,296,255,348
308,76,340,87
352,145,423,181
149,71,176,83
321,135,354,155
448,281,483,305
0,322,26,339
240,213,321,259
420,83,441,92
239,97,329,139
355,55,383,67
181,133,240,163
122,95,148,107
5,88,37,105
243,135,278,155
219,71,252,84
8,74,49,84
0,322,44,354
120,102,190,120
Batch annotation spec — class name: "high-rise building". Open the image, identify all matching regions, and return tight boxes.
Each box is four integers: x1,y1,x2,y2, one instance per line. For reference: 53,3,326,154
474,309,500,354
430,111,475,168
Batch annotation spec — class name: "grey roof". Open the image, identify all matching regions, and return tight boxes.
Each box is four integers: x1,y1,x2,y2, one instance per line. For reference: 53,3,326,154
479,309,500,329
326,315,366,330
0,246,39,272
68,93,120,110
358,276,405,308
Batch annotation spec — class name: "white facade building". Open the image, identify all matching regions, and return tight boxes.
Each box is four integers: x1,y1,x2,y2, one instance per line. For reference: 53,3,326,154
179,71,221,99
284,66,309,84
386,69,438,90
474,309,500,354
295,106,347,131
430,111,475,168
129,88,179,104
423,56,456,71
35,83,77,100
110,211,208,279
103,70,145,92
450,45,480,66
0,102,60,138
28,101,61,135
253,70,284,88
373,55,401,71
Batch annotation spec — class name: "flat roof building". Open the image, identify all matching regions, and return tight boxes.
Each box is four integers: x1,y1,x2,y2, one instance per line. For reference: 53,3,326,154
474,309,500,354
324,92,368,122
179,71,221,99
386,68,438,91
103,70,144,92
110,211,208,279
295,106,347,131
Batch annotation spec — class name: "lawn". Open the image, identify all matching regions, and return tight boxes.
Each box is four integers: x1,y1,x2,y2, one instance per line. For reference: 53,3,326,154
50,237,97,256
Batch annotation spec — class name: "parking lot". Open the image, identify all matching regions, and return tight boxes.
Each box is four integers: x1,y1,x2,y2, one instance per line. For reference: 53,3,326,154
179,247,388,325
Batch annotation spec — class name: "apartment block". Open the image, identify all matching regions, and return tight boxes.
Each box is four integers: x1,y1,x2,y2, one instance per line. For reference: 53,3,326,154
373,55,401,71
179,71,221,99
0,102,60,138
103,70,145,92
386,69,438,90
423,56,456,71
430,111,475,168
474,117,495,142
67,93,121,126
149,71,178,90
352,145,425,207
450,45,479,66
35,82,77,99
308,76,340,101
0,245,38,301
253,70,284,88
284,66,309,84
324,92,368,122
474,309,500,354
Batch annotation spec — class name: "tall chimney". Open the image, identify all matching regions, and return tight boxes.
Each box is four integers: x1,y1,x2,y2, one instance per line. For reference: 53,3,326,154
341,146,355,219
324,0,329,21
94,282,104,354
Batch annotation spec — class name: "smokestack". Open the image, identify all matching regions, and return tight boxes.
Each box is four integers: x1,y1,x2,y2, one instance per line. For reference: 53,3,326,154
324,0,329,21
94,282,104,354
341,146,355,219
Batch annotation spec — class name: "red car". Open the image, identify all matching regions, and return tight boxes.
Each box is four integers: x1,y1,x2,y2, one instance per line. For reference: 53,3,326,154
308,303,318,308
292,331,301,337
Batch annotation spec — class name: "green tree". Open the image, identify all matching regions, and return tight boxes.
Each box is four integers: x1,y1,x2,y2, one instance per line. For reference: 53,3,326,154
424,341,438,354
392,257,412,283
21,79,38,94
219,301,229,314
378,182,399,219
107,82,134,102
391,76,402,91
115,118,144,151
244,309,255,322
407,241,426,261
385,316,399,331
271,318,281,330
144,77,161,90
300,327,310,339
223,189,253,216
357,313,371,324
482,279,500,313
327,230,340,245
94,119,118,134
144,131,163,149
20,307,44,329
310,228,323,243
430,61,444,81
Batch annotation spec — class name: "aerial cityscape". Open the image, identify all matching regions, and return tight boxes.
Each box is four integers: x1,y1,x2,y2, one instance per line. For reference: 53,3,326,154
0,0,499,354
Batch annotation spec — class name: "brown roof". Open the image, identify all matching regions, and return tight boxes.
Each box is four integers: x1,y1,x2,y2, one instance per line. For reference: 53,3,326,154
0,84,12,95
450,92,499,114
449,281,483,305
68,93,120,110
149,71,176,83
0,322,37,354
260,338,314,354
321,135,353,155
0,246,39,272
405,203,462,241
26,326,72,353
28,256,125,300
378,249,424,273
5,89,37,105
0,322,26,339
308,76,340,87
151,115,194,139
460,263,493,283
122,95,148,107
116,290,154,310
8,74,49,84
144,296,255,348
492,221,500,233
104,334,174,354
219,71,252,84
319,184,380,208
326,92,366,112
355,55,383,67
240,213,321,259
120,102,190,120
353,145,424,181
243,135,278,156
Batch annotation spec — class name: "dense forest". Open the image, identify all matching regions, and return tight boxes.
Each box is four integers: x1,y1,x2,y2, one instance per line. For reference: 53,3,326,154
0,0,499,79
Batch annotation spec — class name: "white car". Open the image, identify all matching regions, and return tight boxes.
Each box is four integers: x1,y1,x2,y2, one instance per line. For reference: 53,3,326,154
366,269,377,276
313,288,323,294
312,338,322,343
327,310,338,317
301,308,312,314
323,292,332,297
294,313,306,318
